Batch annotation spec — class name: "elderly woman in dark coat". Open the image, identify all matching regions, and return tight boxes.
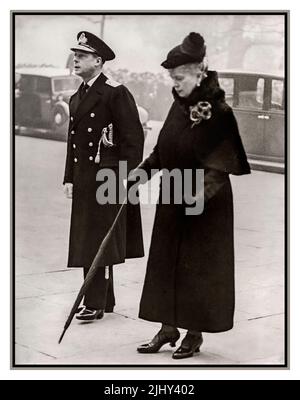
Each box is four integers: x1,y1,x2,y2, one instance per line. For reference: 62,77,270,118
134,33,251,359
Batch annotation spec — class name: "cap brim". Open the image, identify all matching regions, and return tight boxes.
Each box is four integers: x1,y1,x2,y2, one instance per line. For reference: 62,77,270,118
70,45,97,54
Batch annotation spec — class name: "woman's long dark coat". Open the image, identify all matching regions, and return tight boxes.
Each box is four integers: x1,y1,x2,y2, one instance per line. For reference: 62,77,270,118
138,71,250,333
63,73,144,269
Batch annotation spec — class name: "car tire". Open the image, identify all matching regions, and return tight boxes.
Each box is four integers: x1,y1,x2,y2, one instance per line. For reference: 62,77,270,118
52,101,69,141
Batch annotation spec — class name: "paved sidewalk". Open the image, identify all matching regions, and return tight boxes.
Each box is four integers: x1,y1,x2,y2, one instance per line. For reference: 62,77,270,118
14,124,285,366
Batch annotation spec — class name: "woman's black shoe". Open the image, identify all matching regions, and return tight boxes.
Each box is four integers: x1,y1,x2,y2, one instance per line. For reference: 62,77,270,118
137,329,180,354
172,332,203,360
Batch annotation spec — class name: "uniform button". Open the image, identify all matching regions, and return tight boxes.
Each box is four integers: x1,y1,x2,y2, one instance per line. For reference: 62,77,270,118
74,158,78,163
90,113,95,118
70,117,74,121
89,142,93,147
73,144,76,149
71,130,75,135
89,156,93,161
88,128,93,132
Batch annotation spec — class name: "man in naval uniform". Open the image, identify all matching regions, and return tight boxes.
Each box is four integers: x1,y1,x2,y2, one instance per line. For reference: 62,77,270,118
63,31,144,321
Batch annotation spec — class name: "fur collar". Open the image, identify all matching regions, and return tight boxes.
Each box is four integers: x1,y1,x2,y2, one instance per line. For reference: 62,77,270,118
172,70,225,110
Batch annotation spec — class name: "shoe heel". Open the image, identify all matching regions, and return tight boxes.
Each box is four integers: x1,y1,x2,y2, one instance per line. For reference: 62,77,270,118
170,341,177,348
195,346,200,353
96,311,104,320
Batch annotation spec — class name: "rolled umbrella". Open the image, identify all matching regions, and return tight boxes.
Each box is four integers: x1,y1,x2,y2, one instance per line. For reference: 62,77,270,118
58,196,127,344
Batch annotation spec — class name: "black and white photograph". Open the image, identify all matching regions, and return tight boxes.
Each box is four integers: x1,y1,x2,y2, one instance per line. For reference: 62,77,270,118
12,11,287,369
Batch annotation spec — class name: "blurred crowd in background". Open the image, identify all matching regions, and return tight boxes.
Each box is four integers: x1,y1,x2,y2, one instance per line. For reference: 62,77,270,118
105,68,173,121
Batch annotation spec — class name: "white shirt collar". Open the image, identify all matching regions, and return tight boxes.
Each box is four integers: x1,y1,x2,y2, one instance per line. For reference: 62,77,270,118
86,72,101,88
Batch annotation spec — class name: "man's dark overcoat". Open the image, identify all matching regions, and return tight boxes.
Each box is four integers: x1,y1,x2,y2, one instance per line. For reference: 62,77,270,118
138,71,251,333
63,73,144,269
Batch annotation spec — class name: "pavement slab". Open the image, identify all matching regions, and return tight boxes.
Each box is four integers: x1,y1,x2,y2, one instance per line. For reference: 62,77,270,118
202,316,285,364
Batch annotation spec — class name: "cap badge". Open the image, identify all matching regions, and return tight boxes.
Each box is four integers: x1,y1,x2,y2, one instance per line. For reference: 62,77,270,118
78,33,88,45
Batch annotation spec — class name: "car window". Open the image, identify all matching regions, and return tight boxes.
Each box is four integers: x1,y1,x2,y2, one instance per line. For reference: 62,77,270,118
219,78,234,107
19,75,37,92
256,78,264,104
53,77,81,93
36,77,51,94
271,79,284,111
237,76,264,110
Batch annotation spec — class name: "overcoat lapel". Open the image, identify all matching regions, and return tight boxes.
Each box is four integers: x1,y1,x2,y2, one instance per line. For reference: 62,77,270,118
69,73,106,131
69,89,81,117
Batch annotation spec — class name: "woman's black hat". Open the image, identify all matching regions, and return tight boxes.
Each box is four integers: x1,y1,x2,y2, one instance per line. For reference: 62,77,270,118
161,32,206,69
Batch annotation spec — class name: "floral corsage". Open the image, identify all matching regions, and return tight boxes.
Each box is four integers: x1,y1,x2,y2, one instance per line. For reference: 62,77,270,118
189,101,212,128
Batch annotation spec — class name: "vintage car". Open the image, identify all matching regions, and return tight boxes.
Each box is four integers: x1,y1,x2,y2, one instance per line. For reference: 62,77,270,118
218,70,285,173
15,68,82,139
15,68,151,140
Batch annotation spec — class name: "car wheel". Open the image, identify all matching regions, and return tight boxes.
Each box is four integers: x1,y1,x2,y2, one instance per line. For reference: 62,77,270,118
52,102,69,140
53,103,68,126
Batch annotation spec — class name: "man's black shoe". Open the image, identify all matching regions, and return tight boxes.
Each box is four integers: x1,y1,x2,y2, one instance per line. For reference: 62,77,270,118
76,308,104,321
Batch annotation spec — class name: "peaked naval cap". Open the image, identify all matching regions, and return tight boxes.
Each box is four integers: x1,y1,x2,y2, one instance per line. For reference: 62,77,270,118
70,31,115,61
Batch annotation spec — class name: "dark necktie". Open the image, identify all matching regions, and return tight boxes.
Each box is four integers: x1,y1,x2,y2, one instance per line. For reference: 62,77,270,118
79,83,89,99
